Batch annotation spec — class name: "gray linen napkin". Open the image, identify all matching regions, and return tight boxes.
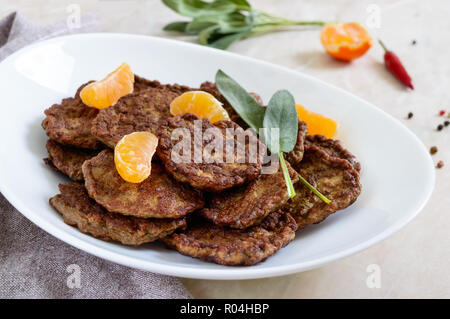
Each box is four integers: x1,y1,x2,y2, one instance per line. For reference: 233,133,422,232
0,12,191,299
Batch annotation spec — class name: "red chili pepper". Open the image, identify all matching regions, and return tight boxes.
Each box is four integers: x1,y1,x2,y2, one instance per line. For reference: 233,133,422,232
379,40,414,90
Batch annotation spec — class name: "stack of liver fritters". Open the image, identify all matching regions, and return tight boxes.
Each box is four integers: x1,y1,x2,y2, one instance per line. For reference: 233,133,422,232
43,76,361,266
44,76,200,246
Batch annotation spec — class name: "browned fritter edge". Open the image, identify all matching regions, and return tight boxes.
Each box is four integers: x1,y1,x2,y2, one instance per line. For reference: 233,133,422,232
82,149,205,219
161,211,297,266
50,182,187,246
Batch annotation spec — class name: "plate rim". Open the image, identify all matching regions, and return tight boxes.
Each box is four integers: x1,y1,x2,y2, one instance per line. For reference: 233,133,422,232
0,32,435,280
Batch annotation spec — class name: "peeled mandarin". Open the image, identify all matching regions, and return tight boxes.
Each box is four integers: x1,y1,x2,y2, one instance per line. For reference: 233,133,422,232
296,104,337,138
320,22,373,61
114,132,158,183
170,91,230,123
80,62,134,109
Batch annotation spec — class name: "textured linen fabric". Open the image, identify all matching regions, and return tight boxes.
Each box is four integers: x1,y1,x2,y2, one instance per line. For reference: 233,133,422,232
0,11,98,61
0,11,191,299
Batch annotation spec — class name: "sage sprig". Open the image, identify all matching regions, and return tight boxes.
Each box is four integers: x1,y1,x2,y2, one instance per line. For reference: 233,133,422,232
215,70,330,203
162,0,326,50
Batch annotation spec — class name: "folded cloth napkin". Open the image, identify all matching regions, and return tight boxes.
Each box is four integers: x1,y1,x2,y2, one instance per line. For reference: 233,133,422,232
0,12,191,299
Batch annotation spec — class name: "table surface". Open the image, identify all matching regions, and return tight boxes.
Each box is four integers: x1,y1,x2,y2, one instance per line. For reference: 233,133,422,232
2,0,449,298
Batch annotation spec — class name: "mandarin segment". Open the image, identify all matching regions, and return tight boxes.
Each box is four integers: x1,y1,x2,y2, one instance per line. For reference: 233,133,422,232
296,104,337,138
170,91,230,123
321,22,373,61
80,62,135,109
114,132,158,183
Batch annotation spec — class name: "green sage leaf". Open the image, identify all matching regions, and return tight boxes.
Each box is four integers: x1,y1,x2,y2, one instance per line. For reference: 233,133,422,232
209,32,247,49
186,20,217,34
198,25,221,45
228,0,251,10
215,70,265,131
217,20,252,34
163,21,189,32
162,0,237,18
263,90,298,153
189,12,249,34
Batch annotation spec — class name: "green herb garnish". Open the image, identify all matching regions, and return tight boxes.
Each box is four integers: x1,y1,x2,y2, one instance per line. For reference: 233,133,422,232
215,70,330,204
297,174,331,204
263,90,298,198
215,70,265,131
162,0,326,50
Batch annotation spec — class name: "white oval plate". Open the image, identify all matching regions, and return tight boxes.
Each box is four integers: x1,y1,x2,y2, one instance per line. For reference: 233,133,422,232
0,34,434,280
